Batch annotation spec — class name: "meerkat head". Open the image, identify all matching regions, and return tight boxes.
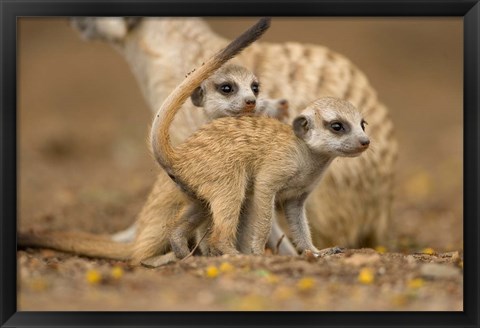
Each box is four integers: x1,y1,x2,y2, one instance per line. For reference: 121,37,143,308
256,98,289,122
293,97,370,157
190,64,260,119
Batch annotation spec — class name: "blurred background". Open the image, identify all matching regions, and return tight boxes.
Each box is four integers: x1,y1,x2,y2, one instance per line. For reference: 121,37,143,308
18,17,462,254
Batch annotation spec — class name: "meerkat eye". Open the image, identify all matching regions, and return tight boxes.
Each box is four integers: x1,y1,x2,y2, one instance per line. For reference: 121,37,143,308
330,122,344,132
251,82,260,95
219,83,233,94
361,120,368,131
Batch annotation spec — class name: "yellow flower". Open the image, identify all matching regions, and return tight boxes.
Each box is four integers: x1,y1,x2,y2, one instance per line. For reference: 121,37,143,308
297,277,315,291
407,278,424,289
421,247,435,255
86,269,102,284
375,246,387,254
358,268,375,284
205,266,219,278
111,266,124,279
219,262,234,273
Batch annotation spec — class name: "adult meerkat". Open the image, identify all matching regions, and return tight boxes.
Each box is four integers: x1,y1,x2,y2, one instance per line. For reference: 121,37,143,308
150,19,370,257
69,17,397,250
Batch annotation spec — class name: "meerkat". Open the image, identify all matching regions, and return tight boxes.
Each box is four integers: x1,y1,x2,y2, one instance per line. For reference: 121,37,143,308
67,17,396,251
256,98,289,122
149,18,370,258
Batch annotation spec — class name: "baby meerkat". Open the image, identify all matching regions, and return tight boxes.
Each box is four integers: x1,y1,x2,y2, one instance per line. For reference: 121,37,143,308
151,20,370,257
191,63,290,122
256,98,289,122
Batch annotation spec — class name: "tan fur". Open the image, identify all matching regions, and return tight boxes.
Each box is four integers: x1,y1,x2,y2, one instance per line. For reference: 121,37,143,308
116,18,398,249
19,18,396,264
148,20,370,256
153,93,370,256
18,229,132,260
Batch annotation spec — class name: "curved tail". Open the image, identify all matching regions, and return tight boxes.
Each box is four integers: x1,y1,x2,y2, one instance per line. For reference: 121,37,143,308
18,229,132,261
150,17,271,171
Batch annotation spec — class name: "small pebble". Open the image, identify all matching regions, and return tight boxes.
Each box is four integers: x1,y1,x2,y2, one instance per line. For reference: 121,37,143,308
420,263,460,279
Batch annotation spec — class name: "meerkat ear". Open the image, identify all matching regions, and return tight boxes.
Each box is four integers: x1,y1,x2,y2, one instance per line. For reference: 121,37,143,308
293,115,312,139
191,87,205,107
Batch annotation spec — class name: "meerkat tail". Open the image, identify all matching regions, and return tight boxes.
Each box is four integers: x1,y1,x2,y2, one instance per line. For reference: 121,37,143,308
150,17,271,170
18,230,132,261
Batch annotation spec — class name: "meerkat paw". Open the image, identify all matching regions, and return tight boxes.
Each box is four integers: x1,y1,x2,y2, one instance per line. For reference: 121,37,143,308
207,244,240,257
305,246,344,258
141,252,179,268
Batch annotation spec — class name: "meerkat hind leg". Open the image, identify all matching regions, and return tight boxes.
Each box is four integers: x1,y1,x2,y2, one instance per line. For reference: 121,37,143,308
248,184,277,255
169,200,208,259
207,182,247,256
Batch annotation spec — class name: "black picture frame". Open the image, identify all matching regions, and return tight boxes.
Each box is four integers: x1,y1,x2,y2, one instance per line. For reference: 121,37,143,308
1,0,478,327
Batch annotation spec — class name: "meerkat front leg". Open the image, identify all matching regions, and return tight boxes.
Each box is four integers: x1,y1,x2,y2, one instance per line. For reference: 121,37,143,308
283,193,320,255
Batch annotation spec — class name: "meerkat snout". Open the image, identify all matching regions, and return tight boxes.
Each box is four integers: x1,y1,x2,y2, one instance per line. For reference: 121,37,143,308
359,136,370,147
244,97,256,111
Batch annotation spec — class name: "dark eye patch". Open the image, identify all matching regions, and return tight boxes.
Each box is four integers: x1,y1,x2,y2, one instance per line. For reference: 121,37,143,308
251,81,260,95
215,81,238,95
323,119,351,134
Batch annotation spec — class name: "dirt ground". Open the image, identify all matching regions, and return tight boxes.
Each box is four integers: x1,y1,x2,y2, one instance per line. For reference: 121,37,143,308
17,18,463,311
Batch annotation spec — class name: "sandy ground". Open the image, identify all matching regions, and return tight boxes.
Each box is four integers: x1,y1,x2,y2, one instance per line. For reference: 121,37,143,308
17,18,463,311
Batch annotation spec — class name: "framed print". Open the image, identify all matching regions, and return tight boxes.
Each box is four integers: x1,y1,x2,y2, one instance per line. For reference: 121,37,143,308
1,0,479,327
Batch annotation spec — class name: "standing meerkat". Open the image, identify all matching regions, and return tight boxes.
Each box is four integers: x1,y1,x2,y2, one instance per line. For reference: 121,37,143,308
149,18,370,257
69,17,397,250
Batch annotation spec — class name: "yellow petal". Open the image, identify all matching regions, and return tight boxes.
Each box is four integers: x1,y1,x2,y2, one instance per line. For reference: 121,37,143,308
219,262,234,273
358,268,375,284
205,266,219,278
111,266,124,279
421,247,435,255
375,246,387,254
297,277,315,291
86,269,102,284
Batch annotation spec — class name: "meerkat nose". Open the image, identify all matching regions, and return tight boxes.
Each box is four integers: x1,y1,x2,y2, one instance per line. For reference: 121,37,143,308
359,137,370,147
245,98,256,106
